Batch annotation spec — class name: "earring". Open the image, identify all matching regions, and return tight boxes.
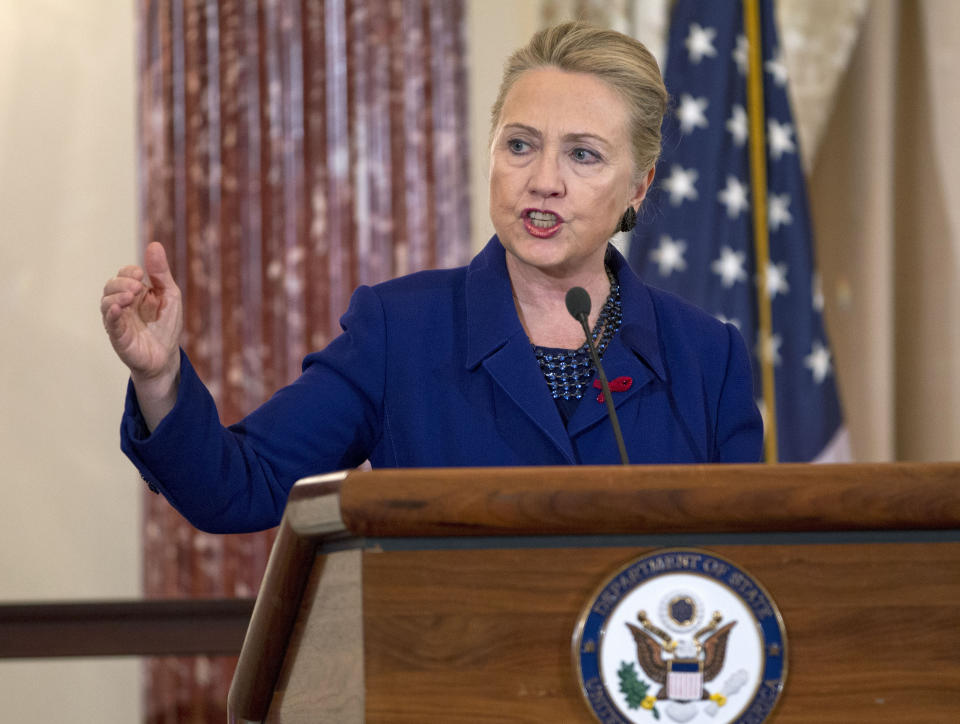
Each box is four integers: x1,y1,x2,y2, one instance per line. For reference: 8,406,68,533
619,206,637,233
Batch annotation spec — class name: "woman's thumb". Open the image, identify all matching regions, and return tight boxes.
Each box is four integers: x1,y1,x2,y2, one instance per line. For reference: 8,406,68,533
143,241,175,288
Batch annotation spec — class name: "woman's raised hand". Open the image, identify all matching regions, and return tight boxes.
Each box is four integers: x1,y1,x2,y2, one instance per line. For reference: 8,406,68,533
101,242,183,429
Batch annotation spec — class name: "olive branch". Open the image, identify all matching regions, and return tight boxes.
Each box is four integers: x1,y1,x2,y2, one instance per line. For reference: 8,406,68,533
617,661,660,719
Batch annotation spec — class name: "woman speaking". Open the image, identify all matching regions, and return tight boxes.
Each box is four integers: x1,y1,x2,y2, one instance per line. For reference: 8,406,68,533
100,23,762,534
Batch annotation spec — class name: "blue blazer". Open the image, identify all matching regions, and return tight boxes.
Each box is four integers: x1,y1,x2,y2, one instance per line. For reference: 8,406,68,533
122,238,762,533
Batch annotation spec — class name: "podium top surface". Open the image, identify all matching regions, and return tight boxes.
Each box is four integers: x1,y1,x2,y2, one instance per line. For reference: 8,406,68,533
285,462,960,539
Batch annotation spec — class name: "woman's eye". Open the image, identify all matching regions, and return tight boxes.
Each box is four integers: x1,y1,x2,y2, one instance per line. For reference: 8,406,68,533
572,147,599,163
507,139,530,154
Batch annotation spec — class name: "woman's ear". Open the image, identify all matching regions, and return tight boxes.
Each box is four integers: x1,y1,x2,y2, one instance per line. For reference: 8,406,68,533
630,166,657,208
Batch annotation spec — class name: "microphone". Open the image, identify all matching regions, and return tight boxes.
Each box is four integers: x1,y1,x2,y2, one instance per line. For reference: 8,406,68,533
565,287,630,465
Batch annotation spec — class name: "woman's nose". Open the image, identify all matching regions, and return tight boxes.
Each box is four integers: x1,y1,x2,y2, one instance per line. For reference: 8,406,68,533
528,155,564,198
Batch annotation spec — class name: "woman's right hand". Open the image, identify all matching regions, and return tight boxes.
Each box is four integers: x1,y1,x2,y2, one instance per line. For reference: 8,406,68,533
101,241,184,429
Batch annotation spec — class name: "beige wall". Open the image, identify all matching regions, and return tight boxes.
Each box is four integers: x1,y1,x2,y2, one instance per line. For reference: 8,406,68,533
0,1,141,720
467,0,541,252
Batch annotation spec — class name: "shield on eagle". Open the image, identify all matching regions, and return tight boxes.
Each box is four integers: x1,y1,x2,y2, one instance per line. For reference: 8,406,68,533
667,658,703,701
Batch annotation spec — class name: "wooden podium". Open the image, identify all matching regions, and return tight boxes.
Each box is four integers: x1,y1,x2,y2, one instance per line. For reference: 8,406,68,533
227,463,960,723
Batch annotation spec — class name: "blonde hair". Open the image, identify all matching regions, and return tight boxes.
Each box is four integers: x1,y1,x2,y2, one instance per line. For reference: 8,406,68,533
490,22,668,176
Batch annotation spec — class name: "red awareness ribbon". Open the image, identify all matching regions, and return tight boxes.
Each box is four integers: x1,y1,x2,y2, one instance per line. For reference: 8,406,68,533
594,376,633,403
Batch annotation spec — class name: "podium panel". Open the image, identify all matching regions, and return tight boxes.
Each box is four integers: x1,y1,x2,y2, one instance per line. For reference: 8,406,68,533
362,542,960,722
228,464,960,723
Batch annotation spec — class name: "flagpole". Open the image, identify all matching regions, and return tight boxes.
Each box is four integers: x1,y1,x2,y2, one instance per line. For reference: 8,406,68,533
744,0,779,463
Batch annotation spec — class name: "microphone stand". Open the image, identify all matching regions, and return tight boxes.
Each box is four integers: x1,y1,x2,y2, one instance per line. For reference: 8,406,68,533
566,288,630,466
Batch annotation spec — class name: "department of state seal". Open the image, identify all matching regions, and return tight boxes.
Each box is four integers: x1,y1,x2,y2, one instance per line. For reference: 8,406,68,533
573,549,786,724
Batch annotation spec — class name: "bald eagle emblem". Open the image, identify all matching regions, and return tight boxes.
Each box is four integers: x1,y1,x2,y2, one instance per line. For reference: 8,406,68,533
627,609,735,703
573,549,786,723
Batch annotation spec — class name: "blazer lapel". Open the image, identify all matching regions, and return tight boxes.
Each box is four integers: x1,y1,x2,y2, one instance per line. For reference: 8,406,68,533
465,238,576,463
482,335,576,463
567,248,668,439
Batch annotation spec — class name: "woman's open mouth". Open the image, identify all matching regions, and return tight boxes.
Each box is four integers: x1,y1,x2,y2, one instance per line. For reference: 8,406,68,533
522,209,564,238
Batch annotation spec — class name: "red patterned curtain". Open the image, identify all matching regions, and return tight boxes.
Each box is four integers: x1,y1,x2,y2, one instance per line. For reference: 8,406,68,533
137,0,469,720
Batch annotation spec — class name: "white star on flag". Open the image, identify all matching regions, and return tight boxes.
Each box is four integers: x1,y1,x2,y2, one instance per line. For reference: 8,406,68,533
685,23,718,63
764,47,789,86
718,175,749,218
711,246,748,287
726,105,748,146
768,193,793,231
649,235,688,276
762,260,790,299
767,119,796,160
756,331,783,366
733,34,749,75
662,164,699,205
677,94,709,134
804,340,833,384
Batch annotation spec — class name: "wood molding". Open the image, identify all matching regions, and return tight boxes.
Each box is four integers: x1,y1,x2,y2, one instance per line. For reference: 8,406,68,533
339,462,960,537
0,598,254,658
228,473,350,723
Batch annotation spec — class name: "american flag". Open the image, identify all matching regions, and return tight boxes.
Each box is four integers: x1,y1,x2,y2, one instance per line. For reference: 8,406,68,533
629,0,848,462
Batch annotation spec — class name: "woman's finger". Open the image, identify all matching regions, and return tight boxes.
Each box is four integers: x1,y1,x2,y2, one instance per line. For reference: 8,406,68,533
100,290,136,317
102,275,143,298
103,302,130,338
115,265,145,280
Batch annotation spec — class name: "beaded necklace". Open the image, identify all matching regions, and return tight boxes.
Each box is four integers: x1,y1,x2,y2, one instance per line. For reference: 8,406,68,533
532,266,622,400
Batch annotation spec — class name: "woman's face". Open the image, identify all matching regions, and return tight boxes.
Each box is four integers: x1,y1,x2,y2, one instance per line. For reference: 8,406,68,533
489,67,653,279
